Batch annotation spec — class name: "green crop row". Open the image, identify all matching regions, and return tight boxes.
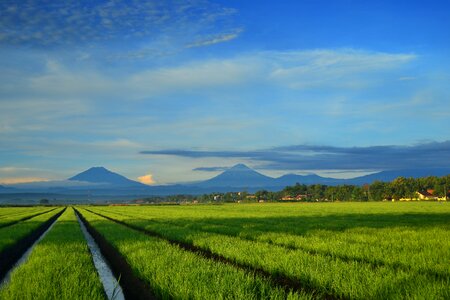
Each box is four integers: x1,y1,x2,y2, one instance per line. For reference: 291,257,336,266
95,203,450,278
88,204,450,299
78,208,312,300
0,208,106,300
0,208,55,228
0,207,41,217
0,208,64,253
0,207,50,220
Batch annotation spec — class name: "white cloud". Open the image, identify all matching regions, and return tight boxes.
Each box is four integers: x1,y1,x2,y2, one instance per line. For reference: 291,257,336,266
128,57,262,95
29,61,114,97
137,174,156,185
268,49,417,89
10,49,416,102
92,139,141,149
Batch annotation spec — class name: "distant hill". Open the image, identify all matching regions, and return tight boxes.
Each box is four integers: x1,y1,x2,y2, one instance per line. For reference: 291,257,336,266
274,173,343,186
192,164,344,188
193,164,450,189
194,164,274,188
346,168,450,185
0,185,15,192
68,166,145,187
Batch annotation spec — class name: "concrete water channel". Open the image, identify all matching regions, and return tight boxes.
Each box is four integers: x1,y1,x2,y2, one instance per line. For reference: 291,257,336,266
76,212,125,300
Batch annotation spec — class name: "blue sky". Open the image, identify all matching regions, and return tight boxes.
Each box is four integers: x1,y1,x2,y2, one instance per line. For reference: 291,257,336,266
1,0,449,184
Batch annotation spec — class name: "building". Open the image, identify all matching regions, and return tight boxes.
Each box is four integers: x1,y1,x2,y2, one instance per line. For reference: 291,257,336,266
414,189,448,201
281,194,310,201
417,189,438,200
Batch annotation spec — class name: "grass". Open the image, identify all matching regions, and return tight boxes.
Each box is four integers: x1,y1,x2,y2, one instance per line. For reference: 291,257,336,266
79,208,311,300
0,209,55,229
0,206,47,217
0,207,106,300
87,202,450,299
0,202,447,299
0,208,64,253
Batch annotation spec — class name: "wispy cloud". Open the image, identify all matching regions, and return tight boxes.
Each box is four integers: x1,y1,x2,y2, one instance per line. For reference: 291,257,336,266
9,49,416,101
399,76,417,81
0,177,48,184
186,29,243,48
192,166,230,172
141,140,450,172
268,49,416,89
0,167,35,173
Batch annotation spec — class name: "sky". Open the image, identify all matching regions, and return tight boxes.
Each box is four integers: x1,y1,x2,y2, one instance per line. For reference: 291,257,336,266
1,0,449,185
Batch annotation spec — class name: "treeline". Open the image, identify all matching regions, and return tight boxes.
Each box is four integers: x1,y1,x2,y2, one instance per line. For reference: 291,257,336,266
198,175,450,202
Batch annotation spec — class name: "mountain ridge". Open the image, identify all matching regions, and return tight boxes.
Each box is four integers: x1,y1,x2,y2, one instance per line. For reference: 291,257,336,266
68,166,146,187
2,165,450,198
196,164,274,187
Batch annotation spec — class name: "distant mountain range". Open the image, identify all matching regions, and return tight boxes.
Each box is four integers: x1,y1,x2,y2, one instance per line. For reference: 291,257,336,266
198,164,274,187
1,164,449,201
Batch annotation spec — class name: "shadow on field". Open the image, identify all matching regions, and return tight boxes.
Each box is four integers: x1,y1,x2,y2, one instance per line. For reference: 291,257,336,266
116,211,450,281
0,208,65,282
88,208,450,299
149,211,450,235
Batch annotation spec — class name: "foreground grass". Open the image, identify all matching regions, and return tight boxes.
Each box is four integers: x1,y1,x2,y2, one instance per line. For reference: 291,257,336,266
90,202,450,299
0,207,49,219
0,208,106,300
80,208,311,300
0,207,52,227
0,208,64,253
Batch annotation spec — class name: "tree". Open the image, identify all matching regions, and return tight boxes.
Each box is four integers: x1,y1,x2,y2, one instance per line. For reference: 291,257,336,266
369,181,388,201
255,190,269,201
352,186,367,201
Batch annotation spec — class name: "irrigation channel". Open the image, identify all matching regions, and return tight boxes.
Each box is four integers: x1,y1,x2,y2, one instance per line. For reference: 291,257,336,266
75,209,158,300
0,207,124,300
76,211,125,300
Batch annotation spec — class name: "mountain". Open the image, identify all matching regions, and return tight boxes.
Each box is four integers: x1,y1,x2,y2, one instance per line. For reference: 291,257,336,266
275,174,343,186
346,168,450,185
194,165,450,190
68,167,145,187
195,164,274,188
0,185,14,192
192,164,342,188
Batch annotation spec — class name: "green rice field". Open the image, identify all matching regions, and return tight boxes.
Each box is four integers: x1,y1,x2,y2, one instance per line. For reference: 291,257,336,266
0,202,449,299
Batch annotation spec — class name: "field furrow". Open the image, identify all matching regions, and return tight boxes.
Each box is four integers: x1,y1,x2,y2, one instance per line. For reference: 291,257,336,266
78,208,314,300
0,207,65,281
86,204,450,300
0,207,50,219
0,208,57,229
0,207,106,299
94,207,450,279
